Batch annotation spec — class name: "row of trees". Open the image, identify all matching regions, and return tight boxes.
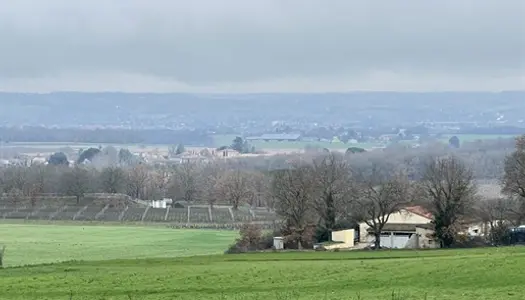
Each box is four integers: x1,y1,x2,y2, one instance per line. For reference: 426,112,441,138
268,152,479,249
0,160,271,209
271,133,525,249
2,136,525,250
0,126,213,145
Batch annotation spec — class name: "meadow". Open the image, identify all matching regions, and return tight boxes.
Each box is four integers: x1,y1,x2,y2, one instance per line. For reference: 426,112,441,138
3,133,518,156
0,223,237,267
213,133,519,151
213,134,382,150
1,223,524,300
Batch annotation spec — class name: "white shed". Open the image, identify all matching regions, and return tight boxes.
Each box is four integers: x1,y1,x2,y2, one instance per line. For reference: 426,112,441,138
273,237,284,250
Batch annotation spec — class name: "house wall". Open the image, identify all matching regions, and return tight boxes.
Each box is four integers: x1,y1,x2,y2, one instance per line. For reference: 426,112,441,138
325,229,355,250
465,222,489,237
405,233,419,248
379,232,412,249
463,221,510,237
359,210,432,242
332,229,355,245
415,227,439,248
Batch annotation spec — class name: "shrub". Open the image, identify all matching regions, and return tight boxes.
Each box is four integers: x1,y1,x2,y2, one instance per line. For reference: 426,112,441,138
238,223,263,249
171,202,185,208
225,223,264,254
281,225,317,250
489,224,512,246
0,246,5,268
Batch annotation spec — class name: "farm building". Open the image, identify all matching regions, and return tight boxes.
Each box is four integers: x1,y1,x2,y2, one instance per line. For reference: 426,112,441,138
246,133,302,142
358,206,438,249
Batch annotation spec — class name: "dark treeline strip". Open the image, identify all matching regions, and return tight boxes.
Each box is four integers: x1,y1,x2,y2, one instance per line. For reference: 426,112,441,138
0,127,213,146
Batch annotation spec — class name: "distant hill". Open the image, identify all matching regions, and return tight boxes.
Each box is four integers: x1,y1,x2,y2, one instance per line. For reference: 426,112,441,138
1,91,524,129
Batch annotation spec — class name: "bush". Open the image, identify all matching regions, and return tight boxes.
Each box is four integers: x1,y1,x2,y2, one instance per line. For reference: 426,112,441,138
0,246,5,268
281,225,317,250
238,223,263,249
225,224,264,254
489,224,512,246
451,235,491,248
171,202,185,208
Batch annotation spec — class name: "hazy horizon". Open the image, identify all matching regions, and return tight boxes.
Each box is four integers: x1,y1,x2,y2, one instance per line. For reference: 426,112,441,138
1,0,524,93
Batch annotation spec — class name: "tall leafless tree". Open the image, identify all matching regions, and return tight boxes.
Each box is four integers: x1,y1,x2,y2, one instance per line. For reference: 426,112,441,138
214,169,255,210
477,198,513,244
199,161,224,208
353,164,411,249
168,160,201,203
146,166,171,200
501,135,525,225
3,167,29,196
61,166,90,204
311,152,353,239
126,164,149,199
252,171,272,209
271,164,316,249
420,156,477,248
99,166,127,194
26,165,50,207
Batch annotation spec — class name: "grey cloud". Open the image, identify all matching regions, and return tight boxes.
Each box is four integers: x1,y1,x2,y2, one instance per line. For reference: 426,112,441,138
0,0,524,91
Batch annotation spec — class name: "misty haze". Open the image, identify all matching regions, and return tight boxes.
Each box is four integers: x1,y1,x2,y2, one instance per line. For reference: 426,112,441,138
1,1,525,300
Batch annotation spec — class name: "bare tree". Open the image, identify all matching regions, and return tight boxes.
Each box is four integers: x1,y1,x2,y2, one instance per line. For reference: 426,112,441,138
3,166,29,196
99,166,127,194
200,161,224,208
61,166,90,204
6,188,23,208
126,164,149,199
168,160,201,203
252,171,272,209
477,198,513,244
501,135,525,225
146,166,171,200
26,165,49,207
311,152,353,239
271,164,316,249
420,156,477,248
353,166,411,249
214,169,255,210
0,169,5,195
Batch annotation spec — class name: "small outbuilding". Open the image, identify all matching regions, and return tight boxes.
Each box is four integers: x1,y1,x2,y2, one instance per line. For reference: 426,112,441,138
273,237,284,250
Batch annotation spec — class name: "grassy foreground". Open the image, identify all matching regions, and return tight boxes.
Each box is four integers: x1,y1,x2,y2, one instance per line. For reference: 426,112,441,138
1,223,524,299
0,223,237,267
2,248,525,299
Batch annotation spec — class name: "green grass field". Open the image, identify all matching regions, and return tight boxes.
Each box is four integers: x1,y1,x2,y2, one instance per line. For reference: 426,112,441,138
214,134,519,151
1,223,525,299
213,134,380,150
0,223,237,267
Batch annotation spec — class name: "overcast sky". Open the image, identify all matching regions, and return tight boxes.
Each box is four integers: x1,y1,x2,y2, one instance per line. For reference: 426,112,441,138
0,0,524,92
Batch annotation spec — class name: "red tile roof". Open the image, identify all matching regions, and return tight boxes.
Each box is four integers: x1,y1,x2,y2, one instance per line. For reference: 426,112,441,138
403,206,433,219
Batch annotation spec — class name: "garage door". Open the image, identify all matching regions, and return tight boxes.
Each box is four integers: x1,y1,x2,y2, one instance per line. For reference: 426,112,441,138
380,233,411,248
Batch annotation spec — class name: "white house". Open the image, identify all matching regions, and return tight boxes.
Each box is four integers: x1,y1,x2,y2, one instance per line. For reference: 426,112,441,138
358,206,437,249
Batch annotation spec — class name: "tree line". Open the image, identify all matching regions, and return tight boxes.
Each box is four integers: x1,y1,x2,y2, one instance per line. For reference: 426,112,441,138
0,127,212,145
1,136,525,250
230,137,525,251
